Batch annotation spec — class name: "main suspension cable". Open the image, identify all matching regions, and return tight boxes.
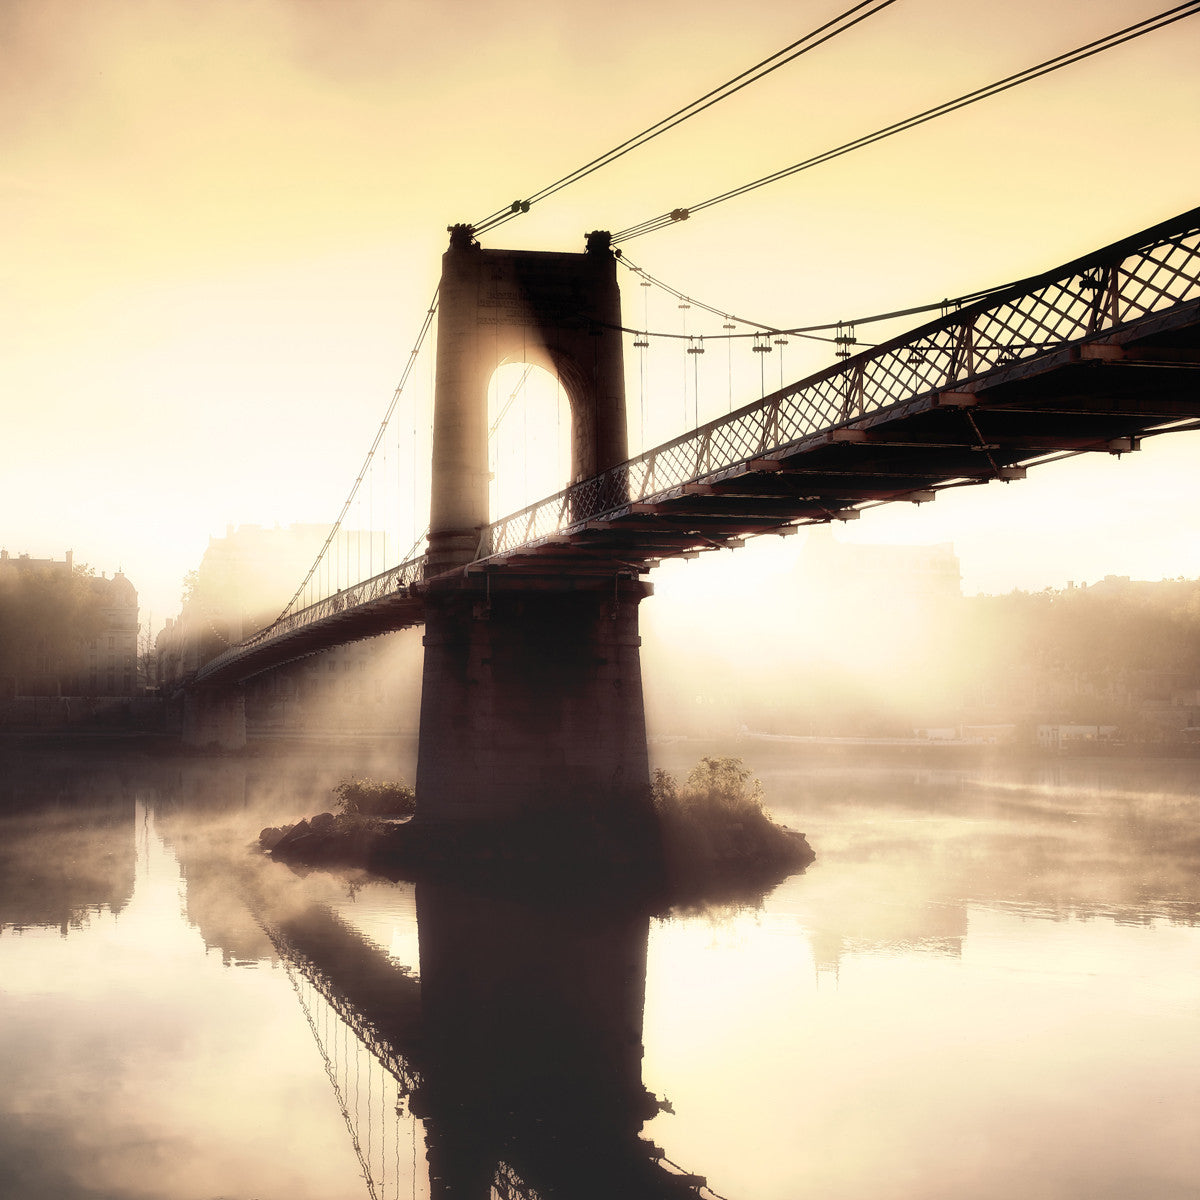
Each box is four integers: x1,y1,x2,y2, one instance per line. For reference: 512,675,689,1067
613,2,1200,241
276,286,440,625
470,0,898,237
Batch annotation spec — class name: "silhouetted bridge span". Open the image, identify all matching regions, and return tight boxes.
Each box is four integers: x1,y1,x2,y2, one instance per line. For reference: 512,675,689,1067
184,208,1200,814
198,207,1200,689
264,896,721,1200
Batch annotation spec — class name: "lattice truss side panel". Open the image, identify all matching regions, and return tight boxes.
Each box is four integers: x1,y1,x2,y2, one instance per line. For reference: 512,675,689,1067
484,219,1200,558
195,555,426,680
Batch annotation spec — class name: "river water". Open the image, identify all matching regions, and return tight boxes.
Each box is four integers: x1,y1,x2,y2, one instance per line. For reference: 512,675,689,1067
1,739,1197,1200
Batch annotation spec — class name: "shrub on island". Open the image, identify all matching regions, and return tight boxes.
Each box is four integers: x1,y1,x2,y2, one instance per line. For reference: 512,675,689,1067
652,755,811,872
333,777,416,818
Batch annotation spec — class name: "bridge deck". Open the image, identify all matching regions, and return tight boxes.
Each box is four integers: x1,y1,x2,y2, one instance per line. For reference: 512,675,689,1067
510,305,1198,573
195,207,1200,687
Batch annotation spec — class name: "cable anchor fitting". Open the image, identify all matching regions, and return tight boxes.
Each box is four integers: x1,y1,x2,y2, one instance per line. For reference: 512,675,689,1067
447,223,478,249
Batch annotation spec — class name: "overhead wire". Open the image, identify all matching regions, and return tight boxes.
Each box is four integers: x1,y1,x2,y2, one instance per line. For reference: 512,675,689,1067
612,1,1200,241
470,0,899,237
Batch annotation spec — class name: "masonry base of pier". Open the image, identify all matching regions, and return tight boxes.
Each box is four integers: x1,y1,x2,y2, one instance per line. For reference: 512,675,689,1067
416,575,652,827
182,689,247,751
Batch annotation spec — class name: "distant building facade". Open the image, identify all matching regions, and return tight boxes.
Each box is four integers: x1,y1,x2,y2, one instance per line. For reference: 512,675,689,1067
0,549,138,697
85,569,138,696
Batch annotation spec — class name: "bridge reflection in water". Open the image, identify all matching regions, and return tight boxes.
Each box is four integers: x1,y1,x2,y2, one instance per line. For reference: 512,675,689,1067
265,888,715,1200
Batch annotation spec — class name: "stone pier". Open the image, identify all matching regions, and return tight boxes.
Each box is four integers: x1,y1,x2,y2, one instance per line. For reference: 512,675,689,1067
416,574,651,822
416,227,648,823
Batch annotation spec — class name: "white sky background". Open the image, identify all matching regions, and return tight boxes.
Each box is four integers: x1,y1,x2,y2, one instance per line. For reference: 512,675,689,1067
2,0,1199,623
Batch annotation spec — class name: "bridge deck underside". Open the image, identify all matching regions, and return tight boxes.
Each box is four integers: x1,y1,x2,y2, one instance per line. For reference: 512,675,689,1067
205,590,426,685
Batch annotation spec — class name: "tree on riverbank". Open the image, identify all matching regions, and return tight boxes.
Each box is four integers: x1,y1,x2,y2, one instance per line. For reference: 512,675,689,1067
644,572,1200,743
957,577,1200,734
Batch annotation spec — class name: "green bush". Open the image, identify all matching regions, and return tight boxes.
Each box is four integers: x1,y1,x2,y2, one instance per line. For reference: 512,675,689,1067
333,777,416,818
652,756,788,867
653,756,765,819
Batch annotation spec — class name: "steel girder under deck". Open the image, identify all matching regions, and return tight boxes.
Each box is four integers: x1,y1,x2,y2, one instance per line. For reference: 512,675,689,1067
483,314,1200,577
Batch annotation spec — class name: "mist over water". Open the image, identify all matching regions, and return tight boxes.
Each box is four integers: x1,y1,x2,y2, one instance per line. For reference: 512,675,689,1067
1,741,1197,1199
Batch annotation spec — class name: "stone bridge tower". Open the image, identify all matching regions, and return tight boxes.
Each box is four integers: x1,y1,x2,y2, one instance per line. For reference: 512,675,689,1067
416,229,652,827
425,226,629,575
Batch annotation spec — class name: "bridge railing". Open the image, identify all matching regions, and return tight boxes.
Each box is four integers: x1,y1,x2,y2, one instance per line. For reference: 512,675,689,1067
194,553,427,681
482,206,1200,559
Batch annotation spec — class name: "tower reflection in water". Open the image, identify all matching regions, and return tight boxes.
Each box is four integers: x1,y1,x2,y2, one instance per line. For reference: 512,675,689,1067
268,883,711,1200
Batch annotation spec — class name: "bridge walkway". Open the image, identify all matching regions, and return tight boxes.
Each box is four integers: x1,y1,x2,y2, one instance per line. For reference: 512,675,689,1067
194,206,1200,688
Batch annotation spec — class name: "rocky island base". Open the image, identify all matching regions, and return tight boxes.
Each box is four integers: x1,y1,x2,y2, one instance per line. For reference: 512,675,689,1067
260,758,815,907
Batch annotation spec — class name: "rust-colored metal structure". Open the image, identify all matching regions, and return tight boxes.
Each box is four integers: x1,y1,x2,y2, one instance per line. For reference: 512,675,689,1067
191,209,1200,788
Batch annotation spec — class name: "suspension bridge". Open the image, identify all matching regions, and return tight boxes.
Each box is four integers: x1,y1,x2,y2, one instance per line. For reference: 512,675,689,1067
174,0,1200,810
195,206,1200,692
183,206,1200,802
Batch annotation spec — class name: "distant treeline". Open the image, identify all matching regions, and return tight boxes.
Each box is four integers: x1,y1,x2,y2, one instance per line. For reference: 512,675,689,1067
954,578,1200,734
968,578,1200,678
644,577,1200,742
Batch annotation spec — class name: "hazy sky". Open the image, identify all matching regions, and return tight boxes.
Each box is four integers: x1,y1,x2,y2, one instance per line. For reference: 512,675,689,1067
3,0,1199,624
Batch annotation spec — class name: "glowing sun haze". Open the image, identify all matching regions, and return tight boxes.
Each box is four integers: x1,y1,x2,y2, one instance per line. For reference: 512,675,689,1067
3,0,1199,623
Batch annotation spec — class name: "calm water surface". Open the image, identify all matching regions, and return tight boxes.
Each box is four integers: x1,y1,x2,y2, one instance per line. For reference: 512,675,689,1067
1,742,1197,1199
